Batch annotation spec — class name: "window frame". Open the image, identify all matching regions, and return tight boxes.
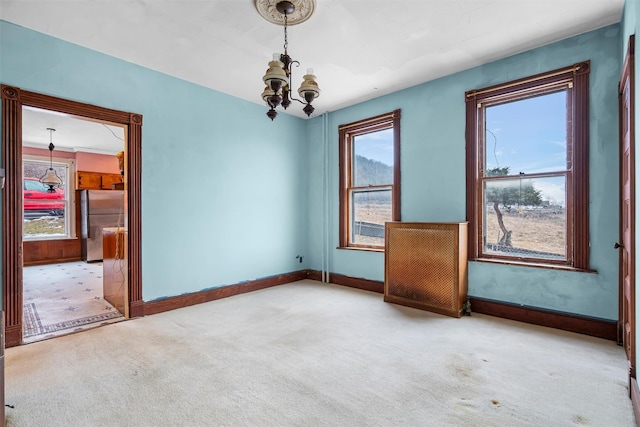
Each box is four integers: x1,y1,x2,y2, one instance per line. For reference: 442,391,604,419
339,109,401,251
23,154,76,241
465,62,591,270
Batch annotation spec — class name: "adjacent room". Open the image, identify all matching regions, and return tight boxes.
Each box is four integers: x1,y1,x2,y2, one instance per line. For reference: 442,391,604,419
0,0,638,425
22,108,128,343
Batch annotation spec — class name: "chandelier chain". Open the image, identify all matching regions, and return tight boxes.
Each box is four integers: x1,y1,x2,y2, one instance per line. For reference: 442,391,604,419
283,13,288,54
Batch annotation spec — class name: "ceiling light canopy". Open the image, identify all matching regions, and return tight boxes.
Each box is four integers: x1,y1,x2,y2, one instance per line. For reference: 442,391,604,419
257,0,320,120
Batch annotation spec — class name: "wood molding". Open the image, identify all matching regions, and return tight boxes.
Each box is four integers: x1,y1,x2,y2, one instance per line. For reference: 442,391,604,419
23,239,81,266
313,271,384,293
307,270,616,341
631,376,640,425
1,86,24,346
144,270,308,315
4,325,21,349
470,297,617,341
127,110,143,317
1,85,144,346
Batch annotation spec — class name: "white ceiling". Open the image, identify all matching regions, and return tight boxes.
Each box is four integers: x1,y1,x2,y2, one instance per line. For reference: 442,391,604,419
22,107,125,155
1,0,625,145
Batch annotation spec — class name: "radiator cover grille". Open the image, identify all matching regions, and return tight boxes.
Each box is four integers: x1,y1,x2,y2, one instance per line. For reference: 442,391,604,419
384,222,468,318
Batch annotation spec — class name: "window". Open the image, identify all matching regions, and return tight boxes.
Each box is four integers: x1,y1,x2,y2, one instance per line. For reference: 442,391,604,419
339,109,401,250
465,62,590,269
23,156,74,240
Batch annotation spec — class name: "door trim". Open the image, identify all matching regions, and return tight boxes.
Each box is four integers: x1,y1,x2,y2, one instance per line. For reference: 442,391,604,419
1,85,143,347
618,35,636,377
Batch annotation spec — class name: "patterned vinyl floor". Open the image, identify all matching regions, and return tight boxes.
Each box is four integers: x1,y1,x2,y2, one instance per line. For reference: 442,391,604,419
23,261,125,343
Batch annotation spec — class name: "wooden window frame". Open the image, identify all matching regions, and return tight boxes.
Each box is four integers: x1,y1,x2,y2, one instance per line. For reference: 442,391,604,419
465,62,591,270
339,109,401,251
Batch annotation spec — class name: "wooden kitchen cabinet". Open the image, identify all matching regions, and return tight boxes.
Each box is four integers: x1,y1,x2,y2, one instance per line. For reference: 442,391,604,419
76,171,123,190
101,173,124,189
103,227,127,317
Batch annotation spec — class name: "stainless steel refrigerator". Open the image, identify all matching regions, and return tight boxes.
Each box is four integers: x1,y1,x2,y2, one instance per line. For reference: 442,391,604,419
81,190,125,262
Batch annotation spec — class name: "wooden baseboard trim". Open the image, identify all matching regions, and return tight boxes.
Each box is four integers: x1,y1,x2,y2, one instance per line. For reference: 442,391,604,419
307,270,616,341
23,257,82,267
144,270,308,315
631,376,640,425
470,297,617,341
5,325,21,348
307,270,384,293
129,300,145,318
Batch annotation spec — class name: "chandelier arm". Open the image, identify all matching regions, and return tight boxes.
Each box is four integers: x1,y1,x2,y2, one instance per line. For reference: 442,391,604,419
285,59,307,104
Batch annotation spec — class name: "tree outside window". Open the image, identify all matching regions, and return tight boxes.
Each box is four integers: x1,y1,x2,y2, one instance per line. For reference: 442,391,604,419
466,62,590,269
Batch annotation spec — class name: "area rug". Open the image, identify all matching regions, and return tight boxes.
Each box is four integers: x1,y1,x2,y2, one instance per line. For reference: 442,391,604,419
23,302,123,339
22,261,125,342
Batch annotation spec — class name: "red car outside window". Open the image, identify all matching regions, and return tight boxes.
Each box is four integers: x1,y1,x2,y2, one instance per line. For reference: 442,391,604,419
23,177,64,215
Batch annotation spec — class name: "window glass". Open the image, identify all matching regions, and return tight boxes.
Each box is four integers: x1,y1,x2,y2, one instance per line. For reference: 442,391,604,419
483,176,566,260
484,91,567,175
465,62,589,269
23,159,70,239
339,110,401,250
350,188,392,246
353,129,394,187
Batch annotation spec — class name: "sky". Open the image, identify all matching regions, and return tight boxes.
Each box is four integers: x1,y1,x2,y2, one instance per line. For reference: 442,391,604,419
354,128,394,166
485,90,567,206
349,90,567,206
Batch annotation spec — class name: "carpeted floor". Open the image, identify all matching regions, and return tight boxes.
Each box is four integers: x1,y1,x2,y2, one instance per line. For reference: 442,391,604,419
5,280,636,426
23,261,124,343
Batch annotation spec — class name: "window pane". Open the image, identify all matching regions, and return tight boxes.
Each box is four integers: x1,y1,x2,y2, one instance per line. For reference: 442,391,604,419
353,129,394,187
24,160,68,239
485,91,567,176
483,176,566,260
351,189,392,246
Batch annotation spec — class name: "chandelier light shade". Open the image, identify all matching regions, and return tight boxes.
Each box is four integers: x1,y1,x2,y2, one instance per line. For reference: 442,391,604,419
256,0,320,120
39,128,63,193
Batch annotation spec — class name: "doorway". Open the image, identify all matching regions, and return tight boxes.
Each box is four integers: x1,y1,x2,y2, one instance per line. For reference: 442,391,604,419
618,35,636,392
1,85,143,347
21,108,128,343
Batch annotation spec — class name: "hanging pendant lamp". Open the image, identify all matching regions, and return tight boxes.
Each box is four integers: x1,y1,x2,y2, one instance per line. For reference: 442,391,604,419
39,128,63,193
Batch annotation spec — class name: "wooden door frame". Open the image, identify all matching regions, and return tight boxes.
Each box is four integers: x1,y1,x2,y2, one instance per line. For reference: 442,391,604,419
1,85,144,347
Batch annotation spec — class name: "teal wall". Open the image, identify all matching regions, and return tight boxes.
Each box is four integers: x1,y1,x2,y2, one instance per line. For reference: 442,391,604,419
0,16,628,321
307,25,622,320
0,20,308,301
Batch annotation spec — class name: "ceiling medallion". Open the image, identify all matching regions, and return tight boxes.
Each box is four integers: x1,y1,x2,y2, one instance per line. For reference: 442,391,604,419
255,0,316,26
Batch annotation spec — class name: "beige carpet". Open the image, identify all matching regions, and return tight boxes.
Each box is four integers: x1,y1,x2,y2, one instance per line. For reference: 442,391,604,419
5,280,636,426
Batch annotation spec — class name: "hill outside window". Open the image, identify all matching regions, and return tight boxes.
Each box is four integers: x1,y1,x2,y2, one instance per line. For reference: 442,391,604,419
339,110,401,250
465,62,590,270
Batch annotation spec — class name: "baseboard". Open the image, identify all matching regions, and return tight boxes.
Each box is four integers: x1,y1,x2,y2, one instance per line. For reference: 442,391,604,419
141,268,616,341
5,325,21,348
307,270,617,341
129,300,145,318
631,376,640,425
307,270,384,293
23,257,82,267
468,297,617,341
144,270,308,315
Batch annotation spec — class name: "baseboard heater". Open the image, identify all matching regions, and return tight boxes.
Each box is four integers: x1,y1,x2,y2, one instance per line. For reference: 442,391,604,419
384,222,468,318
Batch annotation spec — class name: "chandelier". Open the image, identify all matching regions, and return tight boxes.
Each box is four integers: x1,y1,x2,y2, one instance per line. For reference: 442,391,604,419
39,128,63,193
257,0,320,120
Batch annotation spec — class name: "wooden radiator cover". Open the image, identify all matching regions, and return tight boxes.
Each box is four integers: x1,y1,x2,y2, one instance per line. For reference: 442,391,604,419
384,222,468,318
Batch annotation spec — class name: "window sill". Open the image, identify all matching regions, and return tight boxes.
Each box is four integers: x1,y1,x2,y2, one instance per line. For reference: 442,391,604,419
24,236,77,242
337,246,384,253
471,257,597,274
